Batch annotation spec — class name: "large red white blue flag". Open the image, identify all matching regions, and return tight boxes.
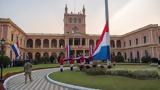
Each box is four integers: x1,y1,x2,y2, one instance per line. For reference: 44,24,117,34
92,23,110,60
11,43,20,59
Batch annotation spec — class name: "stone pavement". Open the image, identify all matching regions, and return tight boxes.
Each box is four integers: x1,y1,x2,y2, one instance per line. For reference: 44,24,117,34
4,68,73,90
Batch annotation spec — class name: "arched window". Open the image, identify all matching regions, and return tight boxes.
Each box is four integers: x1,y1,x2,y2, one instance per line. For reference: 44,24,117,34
51,39,57,48
35,39,41,48
69,18,72,23
110,40,115,48
72,26,79,33
28,52,33,59
35,52,41,60
89,39,94,47
59,39,65,48
117,40,121,48
43,39,49,48
26,39,33,48
43,52,49,57
74,17,77,23
117,52,121,56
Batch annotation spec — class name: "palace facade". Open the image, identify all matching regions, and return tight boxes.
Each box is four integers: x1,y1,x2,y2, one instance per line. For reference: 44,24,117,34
0,6,160,63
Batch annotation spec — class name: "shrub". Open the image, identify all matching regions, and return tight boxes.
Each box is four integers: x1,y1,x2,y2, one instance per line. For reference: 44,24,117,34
85,67,159,80
85,65,106,75
107,65,112,69
79,65,85,71
131,70,159,79
115,55,124,63
107,69,159,80
141,56,151,63
150,58,158,63
32,59,38,65
85,65,91,69
158,60,160,65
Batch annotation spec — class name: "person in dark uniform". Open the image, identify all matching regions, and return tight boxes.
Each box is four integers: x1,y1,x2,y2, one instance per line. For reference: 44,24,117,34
24,60,32,84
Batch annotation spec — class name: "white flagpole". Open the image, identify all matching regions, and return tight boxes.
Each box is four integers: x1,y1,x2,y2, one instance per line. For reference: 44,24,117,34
105,0,111,65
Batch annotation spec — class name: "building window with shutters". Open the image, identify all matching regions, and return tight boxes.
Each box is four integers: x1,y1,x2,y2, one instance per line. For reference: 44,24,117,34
69,18,72,23
144,36,147,44
159,36,160,44
136,38,138,45
129,40,131,46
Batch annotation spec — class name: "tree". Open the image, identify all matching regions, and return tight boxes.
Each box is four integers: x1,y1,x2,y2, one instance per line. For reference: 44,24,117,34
50,55,55,63
0,55,11,67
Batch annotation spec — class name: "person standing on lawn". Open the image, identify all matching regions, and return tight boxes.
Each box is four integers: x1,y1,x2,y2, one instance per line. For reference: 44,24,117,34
24,60,33,84
70,55,75,71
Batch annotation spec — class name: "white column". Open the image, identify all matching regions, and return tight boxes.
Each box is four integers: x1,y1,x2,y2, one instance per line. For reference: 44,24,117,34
57,39,59,48
41,39,43,48
114,40,117,48
33,39,35,48
49,39,51,48
80,38,82,46
140,49,143,63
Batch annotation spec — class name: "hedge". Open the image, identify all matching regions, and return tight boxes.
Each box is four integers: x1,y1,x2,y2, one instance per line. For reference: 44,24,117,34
84,66,159,80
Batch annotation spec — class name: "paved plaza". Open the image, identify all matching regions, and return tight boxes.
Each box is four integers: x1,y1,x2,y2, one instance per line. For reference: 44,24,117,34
4,68,73,90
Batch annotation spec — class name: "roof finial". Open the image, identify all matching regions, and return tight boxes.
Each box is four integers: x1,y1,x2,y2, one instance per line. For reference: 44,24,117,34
82,5,85,15
65,4,68,14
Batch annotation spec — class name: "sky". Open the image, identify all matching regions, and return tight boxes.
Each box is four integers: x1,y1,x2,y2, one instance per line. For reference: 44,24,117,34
0,0,160,35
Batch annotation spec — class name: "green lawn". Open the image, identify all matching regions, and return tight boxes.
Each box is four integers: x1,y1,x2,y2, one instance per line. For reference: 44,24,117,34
49,65,160,90
3,64,59,76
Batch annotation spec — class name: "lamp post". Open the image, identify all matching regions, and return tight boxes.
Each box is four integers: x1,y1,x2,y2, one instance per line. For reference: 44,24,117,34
0,38,5,83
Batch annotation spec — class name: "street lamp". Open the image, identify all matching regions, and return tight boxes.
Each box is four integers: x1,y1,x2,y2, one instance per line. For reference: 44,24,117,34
0,38,5,83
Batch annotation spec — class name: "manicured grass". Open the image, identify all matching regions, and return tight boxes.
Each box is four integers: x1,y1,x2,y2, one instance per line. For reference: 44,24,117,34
49,65,160,90
3,64,59,76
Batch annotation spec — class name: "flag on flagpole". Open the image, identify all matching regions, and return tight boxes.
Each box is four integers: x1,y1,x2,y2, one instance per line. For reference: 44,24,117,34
11,43,20,58
92,23,110,60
